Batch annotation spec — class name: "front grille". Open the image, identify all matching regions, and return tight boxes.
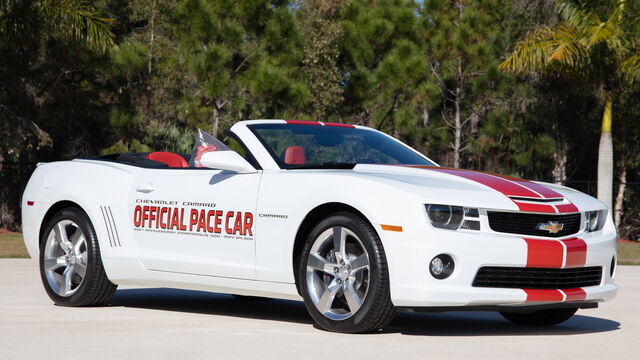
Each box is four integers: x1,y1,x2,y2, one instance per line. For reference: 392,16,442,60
472,266,602,289
487,211,581,237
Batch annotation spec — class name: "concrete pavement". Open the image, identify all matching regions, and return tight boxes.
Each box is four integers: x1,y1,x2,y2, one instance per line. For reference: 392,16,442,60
1,259,638,360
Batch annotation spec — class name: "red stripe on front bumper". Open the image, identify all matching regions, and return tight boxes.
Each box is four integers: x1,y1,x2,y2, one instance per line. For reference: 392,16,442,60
524,289,564,302
524,238,564,268
563,288,587,301
561,237,587,267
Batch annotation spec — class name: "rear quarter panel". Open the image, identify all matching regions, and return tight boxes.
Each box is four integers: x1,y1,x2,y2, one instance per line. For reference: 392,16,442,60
21,160,139,279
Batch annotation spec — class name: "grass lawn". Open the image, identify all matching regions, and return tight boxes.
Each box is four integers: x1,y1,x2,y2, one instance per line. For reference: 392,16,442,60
0,232,29,258
617,241,640,265
1,232,639,264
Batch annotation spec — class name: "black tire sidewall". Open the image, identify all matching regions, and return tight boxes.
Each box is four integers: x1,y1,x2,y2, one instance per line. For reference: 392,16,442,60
298,212,391,333
39,207,102,306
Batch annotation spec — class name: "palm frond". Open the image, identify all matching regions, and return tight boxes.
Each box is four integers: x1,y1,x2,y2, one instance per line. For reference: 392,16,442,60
620,54,640,85
548,23,588,67
500,27,557,73
34,0,115,53
556,0,601,29
500,24,588,74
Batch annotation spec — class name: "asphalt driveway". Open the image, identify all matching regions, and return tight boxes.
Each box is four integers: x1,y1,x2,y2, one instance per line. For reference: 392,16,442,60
1,259,638,359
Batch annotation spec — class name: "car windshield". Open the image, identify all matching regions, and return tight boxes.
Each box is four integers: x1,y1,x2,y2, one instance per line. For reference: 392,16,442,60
248,123,434,169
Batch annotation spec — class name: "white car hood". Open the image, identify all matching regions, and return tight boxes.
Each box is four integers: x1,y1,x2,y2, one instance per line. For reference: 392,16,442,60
351,164,604,212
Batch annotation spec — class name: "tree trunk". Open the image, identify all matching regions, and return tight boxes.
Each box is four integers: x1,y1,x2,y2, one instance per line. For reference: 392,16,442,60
212,101,221,137
597,95,614,210
614,160,626,228
148,0,156,78
453,91,462,168
551,140,567,184
422,107,429,127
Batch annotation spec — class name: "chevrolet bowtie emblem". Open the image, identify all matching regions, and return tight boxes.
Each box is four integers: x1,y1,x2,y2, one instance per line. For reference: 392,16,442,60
537,221,564,234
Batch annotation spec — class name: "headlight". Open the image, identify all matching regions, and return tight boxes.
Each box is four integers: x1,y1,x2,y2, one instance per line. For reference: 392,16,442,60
585,210,606,232
426,204,480,231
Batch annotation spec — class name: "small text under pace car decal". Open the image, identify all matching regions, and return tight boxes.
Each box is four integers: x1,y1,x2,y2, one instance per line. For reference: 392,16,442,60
132,199,254,240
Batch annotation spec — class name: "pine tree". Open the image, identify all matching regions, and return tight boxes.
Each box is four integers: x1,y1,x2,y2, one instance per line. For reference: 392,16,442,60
171,0,309,136
420,0,517,168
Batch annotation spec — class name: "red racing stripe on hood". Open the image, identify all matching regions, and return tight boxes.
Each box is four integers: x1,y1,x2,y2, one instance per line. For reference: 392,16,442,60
409,166,543,198
488,173,564,198
404,166,579,213
512,202,557,213
555,203,580,213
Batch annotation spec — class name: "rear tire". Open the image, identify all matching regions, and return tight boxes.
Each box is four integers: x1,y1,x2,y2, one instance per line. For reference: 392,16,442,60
298,212,394,333
500,308,578,326
39,207,117,306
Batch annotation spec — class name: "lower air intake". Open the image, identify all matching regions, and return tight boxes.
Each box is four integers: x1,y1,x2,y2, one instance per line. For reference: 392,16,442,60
472,266,602,289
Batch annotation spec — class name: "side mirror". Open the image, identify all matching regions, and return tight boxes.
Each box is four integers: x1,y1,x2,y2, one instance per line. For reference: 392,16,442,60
199,151,257,174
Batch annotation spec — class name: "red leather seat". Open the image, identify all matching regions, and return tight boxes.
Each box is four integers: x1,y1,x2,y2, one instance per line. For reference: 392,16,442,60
146,152,189,168
284,146,306,165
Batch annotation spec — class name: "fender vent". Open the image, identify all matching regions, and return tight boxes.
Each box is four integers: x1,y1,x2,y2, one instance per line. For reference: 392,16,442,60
100,206,121,247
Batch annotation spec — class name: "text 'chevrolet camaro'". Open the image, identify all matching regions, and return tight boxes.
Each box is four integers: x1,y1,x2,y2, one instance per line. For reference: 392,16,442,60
22,119,618,333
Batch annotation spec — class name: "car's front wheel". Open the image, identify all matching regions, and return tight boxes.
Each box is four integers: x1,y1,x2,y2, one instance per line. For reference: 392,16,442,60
298,212,394,333
39,207,117,306
500,308,578,326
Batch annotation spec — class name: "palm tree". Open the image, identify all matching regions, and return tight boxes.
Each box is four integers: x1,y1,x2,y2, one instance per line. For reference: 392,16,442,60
500,0,640,211
0,0,115,53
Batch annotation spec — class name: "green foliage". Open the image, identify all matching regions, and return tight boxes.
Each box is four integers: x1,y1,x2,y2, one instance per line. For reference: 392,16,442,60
2,0,640,234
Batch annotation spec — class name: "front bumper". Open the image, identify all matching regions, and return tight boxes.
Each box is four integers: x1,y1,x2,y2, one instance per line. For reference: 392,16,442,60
380,222,618,308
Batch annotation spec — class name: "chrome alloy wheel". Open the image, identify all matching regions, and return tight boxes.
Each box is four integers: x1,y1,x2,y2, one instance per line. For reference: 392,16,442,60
43,220,88,297
305,226,370,320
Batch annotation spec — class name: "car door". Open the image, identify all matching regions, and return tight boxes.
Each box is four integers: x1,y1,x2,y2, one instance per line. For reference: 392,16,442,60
128,168,261,279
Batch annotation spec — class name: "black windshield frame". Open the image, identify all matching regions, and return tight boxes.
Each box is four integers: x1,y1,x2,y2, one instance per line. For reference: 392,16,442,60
248,123,434,169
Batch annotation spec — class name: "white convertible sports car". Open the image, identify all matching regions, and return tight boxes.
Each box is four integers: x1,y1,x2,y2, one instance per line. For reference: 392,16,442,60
22,119,618,333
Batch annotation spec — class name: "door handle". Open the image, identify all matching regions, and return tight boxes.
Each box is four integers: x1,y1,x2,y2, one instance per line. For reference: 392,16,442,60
135,183,156,193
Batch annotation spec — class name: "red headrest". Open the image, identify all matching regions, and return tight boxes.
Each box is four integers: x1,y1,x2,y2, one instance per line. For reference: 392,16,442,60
284,146,305,165
146,152,189,168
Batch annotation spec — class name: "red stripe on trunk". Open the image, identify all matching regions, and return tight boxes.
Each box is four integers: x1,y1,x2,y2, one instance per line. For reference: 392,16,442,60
514,202,557,213
525,238,564,268
561,237,587,267
524,289,564,302
563,288,587,301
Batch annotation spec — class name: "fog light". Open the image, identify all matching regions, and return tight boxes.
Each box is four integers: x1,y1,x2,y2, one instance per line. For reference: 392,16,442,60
430,254,454,279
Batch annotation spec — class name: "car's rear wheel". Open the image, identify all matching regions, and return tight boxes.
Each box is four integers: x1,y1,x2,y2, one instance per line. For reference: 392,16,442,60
39,207,117,306
298,212,394,333
500,308,578,326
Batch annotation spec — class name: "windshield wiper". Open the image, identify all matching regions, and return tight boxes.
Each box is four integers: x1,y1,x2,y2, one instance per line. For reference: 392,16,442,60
286,162,357,170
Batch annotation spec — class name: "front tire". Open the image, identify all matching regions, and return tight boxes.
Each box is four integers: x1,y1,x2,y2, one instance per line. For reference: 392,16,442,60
298,212,394,333
39,207,117,306
500,308,578,326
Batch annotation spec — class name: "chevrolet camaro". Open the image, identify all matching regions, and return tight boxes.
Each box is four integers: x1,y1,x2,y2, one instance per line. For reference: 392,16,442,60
21,119,618,333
